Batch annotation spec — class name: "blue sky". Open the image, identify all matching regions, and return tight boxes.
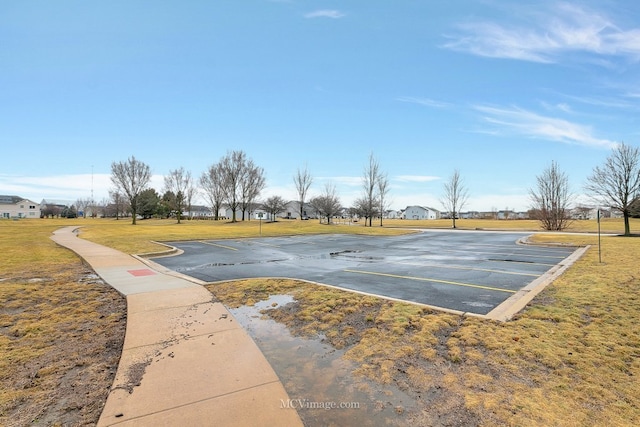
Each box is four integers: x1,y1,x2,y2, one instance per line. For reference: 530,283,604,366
2,1,639,212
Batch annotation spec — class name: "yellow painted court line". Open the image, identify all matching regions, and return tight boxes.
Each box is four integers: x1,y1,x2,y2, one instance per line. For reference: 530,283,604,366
439,248,567,261
199,241,238,251
344,269,517,294
395,261,539,277
489,259,556,267
248,240,280,248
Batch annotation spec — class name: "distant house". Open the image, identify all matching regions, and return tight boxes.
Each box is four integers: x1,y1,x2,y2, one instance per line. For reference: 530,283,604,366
0,195,41,219
610,209,624,219
571,206,596,220
497,210,516,220
460,211,480,219
402,205,440,220
221,205,263,221
40,199,74,218
385,209,402,219
221,207,244,221
282,201,314,219
493,210,530,220
185,205,214,219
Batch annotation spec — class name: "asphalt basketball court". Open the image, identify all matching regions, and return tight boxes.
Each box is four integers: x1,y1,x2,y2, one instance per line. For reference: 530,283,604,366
151,230,583,319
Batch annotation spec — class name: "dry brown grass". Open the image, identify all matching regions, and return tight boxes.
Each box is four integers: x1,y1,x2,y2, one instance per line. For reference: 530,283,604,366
0,219,126,426
384,217,636,234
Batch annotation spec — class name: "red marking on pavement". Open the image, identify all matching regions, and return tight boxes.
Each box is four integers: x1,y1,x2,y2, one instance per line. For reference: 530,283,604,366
127,269,156,277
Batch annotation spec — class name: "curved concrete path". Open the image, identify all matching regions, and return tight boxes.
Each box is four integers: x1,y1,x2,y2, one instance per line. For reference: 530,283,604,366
51,227,302,427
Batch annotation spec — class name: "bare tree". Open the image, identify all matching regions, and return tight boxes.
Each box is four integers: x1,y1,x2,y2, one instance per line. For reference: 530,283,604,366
217,151,265,222
184,174,197,220
310,183,342,224
361,153,381,226
351,197,369,222
41,203,62,218
75,197,92,218
530,161,574,231
164,167,192,224
293,166,313,220
109,190,128,219
503,207,511,220
105,190,124,220
440,169,469,228
585,143,640,236
377,172,390,226
219,151,245,222
95,197,110,218
262,195,287,221
200,163,225,220
110,156,151,225
240,160,266,221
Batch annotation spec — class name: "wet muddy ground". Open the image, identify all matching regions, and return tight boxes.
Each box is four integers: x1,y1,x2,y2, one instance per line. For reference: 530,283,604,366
230,295,417,426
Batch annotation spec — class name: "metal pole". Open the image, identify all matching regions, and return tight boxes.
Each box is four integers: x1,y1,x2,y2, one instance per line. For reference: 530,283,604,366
597,209,602,263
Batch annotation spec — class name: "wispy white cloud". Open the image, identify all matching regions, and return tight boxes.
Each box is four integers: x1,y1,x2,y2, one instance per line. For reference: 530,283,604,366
304,10,345,19
443,21,556,63
442,3,640,63
561,93,636,109
395,175,441,183
473,104,617,148
540,101,573,114
397,96,452,109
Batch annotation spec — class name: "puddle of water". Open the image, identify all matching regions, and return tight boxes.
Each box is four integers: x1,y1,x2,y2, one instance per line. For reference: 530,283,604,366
462,301,493,308
230,295,417,426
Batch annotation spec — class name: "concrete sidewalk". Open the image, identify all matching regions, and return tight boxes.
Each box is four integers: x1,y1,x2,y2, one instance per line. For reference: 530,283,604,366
51,227,302,427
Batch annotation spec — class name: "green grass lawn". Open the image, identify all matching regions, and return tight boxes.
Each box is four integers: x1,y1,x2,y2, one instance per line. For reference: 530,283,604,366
1,217,639,426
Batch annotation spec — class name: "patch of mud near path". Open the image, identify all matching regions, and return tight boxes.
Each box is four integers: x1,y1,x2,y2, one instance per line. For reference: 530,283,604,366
229,295,418,426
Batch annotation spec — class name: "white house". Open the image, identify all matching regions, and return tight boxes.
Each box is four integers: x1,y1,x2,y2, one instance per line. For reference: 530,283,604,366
222,207,246,221
185,205,214,219
385,209,402,219
0,195,41,219
402,205,440,220
221,206,265,221
282,201,314,219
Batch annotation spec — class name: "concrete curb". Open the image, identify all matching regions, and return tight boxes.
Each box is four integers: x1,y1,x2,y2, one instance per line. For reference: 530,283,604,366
485,238,590,321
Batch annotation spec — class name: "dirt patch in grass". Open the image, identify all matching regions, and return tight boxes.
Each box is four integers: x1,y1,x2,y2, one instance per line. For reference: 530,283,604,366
0,263,126,426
